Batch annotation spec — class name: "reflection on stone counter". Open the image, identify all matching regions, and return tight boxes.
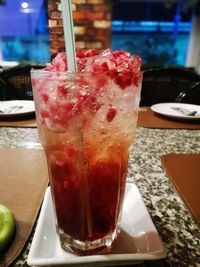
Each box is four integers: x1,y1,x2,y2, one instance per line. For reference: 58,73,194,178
0,126,200,267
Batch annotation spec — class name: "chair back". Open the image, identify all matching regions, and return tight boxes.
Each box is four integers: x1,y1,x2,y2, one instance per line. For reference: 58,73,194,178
140,67,200,106
0,64,45,101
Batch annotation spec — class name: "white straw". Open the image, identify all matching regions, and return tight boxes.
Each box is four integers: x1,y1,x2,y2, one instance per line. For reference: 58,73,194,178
60,0,77,72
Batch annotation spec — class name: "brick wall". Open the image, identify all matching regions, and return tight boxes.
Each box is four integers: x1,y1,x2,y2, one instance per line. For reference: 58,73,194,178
47,0,112,59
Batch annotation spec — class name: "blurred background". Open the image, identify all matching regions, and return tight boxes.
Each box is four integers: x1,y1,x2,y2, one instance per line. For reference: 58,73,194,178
0,0,50,66
0,0,200,69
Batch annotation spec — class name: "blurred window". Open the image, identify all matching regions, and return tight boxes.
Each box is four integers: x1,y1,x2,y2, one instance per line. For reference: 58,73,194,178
0,0,50,66
111,1,193,67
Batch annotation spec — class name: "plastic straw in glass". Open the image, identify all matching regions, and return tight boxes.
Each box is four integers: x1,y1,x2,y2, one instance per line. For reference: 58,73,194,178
60,0,77,72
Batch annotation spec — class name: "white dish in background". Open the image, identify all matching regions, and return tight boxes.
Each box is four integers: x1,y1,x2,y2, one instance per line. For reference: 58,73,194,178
27,184,166,266
0,100,35,118
151,103,200,120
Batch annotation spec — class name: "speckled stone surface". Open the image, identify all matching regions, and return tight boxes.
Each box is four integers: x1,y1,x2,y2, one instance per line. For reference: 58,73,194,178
0,126,200,267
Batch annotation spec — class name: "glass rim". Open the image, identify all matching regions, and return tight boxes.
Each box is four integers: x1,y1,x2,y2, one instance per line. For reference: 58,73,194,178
30,69,142,75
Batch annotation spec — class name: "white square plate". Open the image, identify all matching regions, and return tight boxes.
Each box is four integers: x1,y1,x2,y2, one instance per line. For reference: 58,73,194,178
27,184,166,266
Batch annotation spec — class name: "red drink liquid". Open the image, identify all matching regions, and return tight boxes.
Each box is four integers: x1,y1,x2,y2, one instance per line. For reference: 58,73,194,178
31,49,142,254
47,144,128,242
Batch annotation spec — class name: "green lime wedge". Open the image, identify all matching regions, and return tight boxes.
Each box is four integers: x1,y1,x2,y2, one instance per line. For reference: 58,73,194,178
0,204,15,252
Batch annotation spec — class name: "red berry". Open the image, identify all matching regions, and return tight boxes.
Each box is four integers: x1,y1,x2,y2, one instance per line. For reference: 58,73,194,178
113,50,130,59
106,108,117,122
114,72,132,89
85,49,99,57
76,50,86,58
58,84,69,96
101,62,109,72
41,92,49,103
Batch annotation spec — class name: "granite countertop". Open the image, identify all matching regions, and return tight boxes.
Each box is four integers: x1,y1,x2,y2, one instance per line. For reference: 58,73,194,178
0,126,200,267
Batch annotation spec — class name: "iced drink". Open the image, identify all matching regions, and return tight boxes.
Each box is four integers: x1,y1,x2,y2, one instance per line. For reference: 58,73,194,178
31,49,142,254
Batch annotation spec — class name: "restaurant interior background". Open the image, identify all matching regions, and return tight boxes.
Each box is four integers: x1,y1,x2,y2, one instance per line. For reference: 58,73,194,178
0,0,200,70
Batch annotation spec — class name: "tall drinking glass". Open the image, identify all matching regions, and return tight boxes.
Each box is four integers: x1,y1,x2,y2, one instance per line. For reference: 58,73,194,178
31,70,142,254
